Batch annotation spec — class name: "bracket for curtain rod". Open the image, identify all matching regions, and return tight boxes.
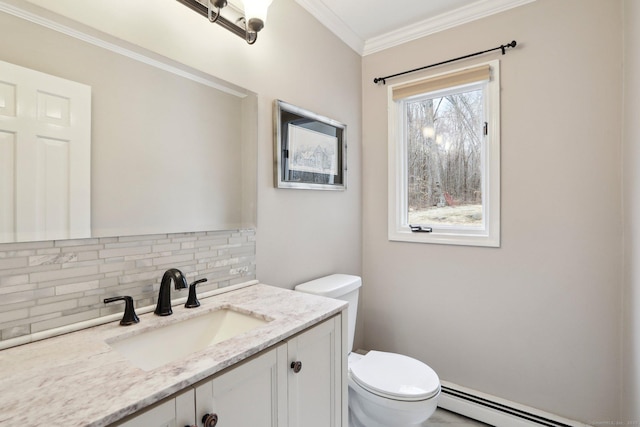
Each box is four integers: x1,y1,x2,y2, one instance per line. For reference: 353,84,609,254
373,40,517,85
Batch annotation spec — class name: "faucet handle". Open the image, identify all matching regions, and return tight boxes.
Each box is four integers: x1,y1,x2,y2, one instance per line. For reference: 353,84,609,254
104,296,140,326
185,278,208,308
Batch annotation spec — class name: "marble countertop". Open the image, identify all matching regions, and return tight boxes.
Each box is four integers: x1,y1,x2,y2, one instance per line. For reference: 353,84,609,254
0,283,346,426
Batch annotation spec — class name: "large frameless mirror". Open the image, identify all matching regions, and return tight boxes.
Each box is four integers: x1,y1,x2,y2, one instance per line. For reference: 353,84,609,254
0,7,257,244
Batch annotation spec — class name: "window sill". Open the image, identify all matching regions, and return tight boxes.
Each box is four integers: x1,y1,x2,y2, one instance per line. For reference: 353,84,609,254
388,228,500,248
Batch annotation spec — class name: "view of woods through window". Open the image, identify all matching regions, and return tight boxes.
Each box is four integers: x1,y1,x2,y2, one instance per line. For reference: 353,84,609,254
406,87,484,227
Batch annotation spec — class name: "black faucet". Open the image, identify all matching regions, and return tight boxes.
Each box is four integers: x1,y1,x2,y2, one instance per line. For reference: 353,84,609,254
154,268,188,316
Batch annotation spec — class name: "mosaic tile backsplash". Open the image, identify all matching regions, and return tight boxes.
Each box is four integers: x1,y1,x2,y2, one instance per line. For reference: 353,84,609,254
0,229,256,342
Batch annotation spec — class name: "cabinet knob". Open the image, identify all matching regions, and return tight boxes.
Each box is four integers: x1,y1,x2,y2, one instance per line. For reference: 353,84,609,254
291,361,302,373
202,413,218,427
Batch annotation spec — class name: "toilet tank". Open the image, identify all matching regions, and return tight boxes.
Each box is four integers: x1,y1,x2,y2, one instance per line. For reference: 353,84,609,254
294,274,361,353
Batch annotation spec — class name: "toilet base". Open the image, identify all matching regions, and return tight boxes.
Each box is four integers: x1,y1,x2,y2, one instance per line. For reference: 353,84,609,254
348,384,438,427
349,406,433,427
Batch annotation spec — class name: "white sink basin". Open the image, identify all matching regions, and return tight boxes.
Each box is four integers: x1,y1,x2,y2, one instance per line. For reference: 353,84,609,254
107,308,270,371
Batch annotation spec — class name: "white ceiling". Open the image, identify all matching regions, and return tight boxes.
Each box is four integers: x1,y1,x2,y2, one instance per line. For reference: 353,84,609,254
294,0,535,56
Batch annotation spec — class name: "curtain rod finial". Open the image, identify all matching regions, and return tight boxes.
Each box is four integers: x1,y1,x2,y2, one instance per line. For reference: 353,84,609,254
501,40,517,55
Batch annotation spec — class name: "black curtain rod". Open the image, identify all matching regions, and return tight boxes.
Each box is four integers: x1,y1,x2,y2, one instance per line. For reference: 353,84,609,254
373,40,517,85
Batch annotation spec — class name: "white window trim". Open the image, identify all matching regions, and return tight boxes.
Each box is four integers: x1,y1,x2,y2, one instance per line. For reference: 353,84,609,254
387,60,501,247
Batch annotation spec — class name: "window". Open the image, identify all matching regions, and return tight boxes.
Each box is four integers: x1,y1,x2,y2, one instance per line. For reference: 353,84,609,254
388,61,500,247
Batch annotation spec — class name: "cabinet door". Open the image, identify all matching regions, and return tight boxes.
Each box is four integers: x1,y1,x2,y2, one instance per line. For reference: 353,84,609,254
117,388,195,427
195,344,287,427
287,316,342,427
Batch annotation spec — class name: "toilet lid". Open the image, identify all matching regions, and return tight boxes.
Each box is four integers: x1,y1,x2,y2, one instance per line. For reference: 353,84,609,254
349,351,440,401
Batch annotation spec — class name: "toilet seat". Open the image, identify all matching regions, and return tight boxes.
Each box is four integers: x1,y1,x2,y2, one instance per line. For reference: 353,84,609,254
349,351,440,402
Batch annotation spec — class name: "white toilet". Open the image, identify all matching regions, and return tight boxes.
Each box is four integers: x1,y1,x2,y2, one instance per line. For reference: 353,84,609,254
295,274,440,427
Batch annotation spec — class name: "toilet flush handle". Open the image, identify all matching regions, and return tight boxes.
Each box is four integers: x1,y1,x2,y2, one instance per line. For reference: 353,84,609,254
291,361,302,373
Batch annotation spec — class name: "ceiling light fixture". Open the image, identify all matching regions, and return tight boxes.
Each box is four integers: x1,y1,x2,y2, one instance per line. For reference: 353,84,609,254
177,0,273,45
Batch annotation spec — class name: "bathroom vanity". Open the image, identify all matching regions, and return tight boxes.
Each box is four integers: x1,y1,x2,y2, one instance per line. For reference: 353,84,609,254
0,283,347,427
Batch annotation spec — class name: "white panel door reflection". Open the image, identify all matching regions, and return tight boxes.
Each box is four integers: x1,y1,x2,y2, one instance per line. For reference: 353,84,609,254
0,59,90,243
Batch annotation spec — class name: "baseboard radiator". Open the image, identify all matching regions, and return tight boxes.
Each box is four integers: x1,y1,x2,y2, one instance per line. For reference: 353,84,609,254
438,381,591,427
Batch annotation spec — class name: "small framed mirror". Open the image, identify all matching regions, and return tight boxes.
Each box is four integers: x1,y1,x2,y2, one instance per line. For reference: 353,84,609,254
274,100,347,190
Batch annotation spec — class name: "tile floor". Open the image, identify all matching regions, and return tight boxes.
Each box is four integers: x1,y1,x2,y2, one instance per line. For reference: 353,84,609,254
426,408,491,426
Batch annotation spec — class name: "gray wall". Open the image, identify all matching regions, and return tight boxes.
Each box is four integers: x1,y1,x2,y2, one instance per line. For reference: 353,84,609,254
623,0,640,422
362,0,623,423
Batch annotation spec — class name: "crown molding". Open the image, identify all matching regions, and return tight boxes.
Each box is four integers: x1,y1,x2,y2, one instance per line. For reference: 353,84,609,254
364,0,535,56
297,0,535,56
295,0,364,54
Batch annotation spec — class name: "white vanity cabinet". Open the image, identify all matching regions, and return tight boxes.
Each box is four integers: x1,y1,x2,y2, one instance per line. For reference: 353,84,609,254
117,389,196,427
194,343,287,427
114,314,345,427
287,315,343,427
